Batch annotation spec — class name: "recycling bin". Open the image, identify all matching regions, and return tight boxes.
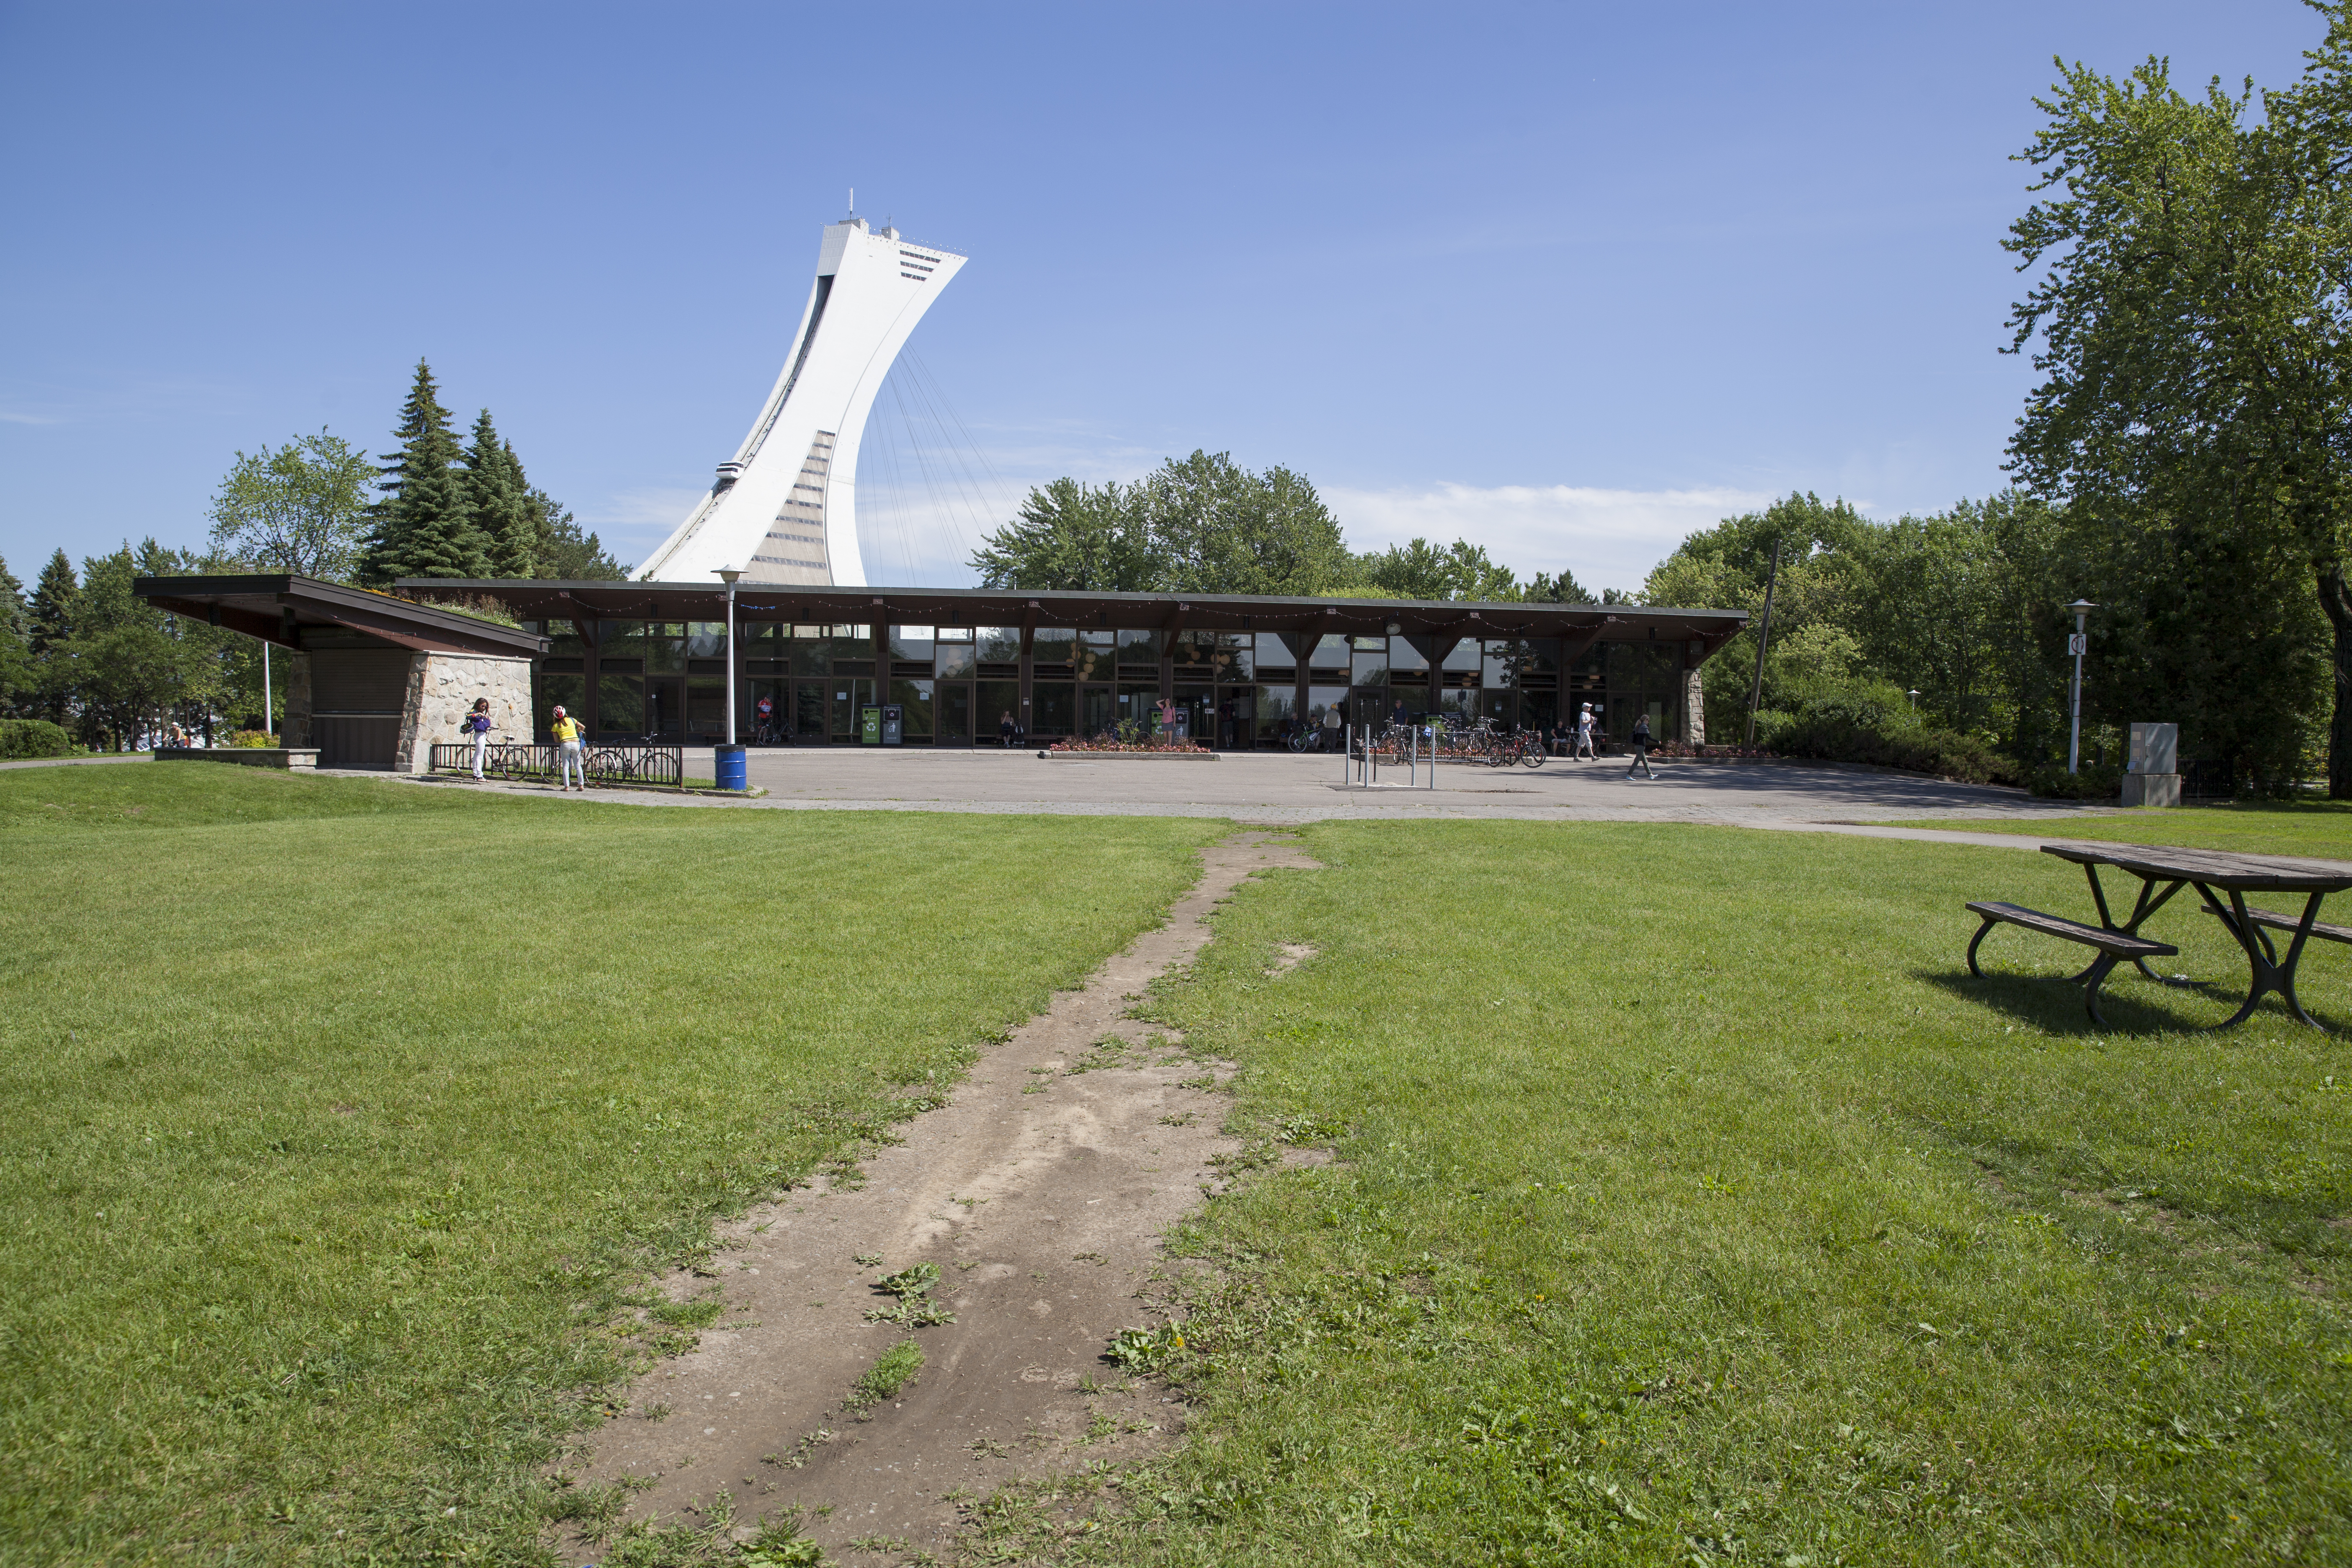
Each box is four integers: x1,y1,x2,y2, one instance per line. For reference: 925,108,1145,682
860,705,882,745
881,703,904,745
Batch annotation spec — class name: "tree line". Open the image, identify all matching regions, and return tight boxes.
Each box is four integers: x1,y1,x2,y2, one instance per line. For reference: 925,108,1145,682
0,360,626,748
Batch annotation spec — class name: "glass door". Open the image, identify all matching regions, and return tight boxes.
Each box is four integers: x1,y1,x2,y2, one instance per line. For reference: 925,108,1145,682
1080,685,1114,740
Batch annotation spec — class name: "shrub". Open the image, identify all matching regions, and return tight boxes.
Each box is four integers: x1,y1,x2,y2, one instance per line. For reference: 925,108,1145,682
2025,761,2121,800
1760,698,2019,786
225,731,280,748
0,719,76,759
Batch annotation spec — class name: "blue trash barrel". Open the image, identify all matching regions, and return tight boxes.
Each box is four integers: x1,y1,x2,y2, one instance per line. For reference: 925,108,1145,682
714,744,748,792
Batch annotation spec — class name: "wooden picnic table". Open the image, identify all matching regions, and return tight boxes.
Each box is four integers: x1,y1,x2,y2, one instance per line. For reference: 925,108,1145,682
2039,841,2352,1029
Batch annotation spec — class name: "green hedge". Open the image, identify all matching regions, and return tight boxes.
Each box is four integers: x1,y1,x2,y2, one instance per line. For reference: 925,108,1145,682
0,719,77,760
1760,696,2019,786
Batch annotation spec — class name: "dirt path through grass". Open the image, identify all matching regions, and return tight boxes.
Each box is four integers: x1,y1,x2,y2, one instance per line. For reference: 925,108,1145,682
562,830,1321,1561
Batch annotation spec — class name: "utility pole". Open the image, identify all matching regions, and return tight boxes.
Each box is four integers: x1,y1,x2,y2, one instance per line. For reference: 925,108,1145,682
719,568,743,746
2066,598,2096,774
1743,536,1782,745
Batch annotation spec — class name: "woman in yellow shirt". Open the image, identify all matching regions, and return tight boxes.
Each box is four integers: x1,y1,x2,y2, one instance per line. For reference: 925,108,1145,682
550,706,585,791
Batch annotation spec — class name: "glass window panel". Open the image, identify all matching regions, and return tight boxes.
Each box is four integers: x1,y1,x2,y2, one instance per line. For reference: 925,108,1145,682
977,627,1022,663
1074,636,1115,682
935,626,973,642
603,620,645,658
890,678,935,737
1307,684,1350,725
1310,633,1351,668
686,621,727,658
542,619,588,659
934,643,975,680
1350,635,1385,652
1524,639,1560,675
1253,632,1294,668
1257,683,1297,741
791,639,829,676
536,671,585,741
1117,627,1163,663
685,677,726,732
1032,627,1077,671
1520,690,1557,734
1438,637,1478,671
1480,689,1518,726
1645,642,1681,688
1388,637,1429,672
1607,642,1639,691
794,682,827,738
1351,647,1388,685
1222,638,1254,680
977,680,1022,741
1483,640,1516,687
749,678,787,739
596,673,643,735
889,626,934,662
1031,681,1075,735
937,681,972,742
1171,629,1215,671
829,625,874,661
792,624,827,639
1117,682,1163,725
1438,686,1476,721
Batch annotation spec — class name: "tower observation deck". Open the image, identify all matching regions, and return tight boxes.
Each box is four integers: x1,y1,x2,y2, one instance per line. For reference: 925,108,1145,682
635,217,967,585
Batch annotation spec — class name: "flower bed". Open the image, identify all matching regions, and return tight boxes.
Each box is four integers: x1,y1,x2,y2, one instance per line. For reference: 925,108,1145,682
1651,743,1775,759
1046,737,1212,754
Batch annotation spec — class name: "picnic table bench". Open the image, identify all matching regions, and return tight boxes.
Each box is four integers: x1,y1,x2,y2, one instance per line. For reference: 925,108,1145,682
1965,842,2352,1030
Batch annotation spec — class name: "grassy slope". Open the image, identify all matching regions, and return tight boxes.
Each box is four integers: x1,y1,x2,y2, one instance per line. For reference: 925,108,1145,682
1877,802,2352,859
0,766,1220,1566
1011,821,2352,1567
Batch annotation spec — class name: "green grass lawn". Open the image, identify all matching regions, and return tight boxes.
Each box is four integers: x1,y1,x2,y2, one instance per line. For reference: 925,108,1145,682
1877,801,2352,859
0,764,1220,1566
974,820,2352,1567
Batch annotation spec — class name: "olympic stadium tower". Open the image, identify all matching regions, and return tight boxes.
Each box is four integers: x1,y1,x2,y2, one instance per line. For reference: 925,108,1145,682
635,217,967,586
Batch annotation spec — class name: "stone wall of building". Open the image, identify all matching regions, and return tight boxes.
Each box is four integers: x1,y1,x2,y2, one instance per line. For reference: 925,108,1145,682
395,653,535,773
1684,666,1706,746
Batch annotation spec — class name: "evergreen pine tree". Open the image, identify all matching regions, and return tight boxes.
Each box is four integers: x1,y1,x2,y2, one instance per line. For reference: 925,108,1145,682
28,548,78,656
358,360,490,584
530,485,629,579
0,554,30,717
463,410,539,578
27,548,80,725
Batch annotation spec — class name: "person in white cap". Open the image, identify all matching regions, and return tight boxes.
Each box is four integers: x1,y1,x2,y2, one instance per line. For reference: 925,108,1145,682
1574,703,1596,760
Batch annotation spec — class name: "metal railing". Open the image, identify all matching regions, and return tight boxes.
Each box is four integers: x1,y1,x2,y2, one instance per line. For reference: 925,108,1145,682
428,741,684,788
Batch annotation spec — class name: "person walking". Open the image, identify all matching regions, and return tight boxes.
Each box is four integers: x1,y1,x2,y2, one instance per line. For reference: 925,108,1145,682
464,698,494,780
550,704,585,791
1574,703,1596,761
1626,711,1654,779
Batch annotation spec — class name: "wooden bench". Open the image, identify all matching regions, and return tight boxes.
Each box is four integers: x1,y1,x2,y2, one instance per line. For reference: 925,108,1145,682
1965,901,2179,1026
2201,902,2352,952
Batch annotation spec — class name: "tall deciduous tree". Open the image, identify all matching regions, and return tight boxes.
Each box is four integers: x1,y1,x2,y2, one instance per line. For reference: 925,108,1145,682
359,360,489,585
972,453,1348,596
1356,537,1525,601
2005,18,2352,792
970,477,1152,591
206,429,376,580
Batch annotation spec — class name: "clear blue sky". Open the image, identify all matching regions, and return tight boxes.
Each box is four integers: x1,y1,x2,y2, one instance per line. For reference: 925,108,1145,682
0,1,2320,596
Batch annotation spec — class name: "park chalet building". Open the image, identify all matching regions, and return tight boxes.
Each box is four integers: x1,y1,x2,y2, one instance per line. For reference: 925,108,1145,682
135,575,1748,768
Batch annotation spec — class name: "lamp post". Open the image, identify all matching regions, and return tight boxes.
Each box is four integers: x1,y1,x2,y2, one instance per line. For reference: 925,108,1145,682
1907,688,1919,710
718,568,743,746
2066,598,2096,775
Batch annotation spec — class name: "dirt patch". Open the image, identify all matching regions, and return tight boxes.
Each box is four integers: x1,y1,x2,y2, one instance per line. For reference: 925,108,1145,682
557,830,1318,1560
1265,941,1318,977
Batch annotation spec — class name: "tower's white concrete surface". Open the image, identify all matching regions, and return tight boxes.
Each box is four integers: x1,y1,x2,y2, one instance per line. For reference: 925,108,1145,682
636,218,966,585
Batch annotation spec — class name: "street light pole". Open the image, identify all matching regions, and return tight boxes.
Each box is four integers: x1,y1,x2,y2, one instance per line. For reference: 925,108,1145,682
2066,598,2096,774
718,568,743,747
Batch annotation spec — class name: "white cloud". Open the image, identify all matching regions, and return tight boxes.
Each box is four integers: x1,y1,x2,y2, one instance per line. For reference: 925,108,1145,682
1324,482,1772,596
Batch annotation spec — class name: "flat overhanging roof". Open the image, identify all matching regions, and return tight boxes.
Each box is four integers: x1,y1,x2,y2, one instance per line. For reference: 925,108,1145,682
136,575,551,657
395,580,1750,650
